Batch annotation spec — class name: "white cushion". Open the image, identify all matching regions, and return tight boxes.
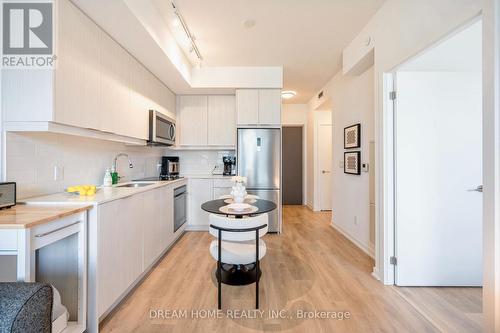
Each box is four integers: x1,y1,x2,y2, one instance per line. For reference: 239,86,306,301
210,239,266,265
209,213,268,242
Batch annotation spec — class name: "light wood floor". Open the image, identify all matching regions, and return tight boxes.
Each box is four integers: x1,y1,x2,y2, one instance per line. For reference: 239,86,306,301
100,206,481,333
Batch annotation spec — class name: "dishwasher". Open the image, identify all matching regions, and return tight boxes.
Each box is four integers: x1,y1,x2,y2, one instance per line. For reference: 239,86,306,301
173,185,187,232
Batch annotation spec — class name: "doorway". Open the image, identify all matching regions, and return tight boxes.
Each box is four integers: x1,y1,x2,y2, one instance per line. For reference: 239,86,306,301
318,124,332,211
390,19,483,331
282,126,303,205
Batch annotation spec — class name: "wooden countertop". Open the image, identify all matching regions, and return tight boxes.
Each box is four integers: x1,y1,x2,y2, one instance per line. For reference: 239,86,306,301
0,204,93,229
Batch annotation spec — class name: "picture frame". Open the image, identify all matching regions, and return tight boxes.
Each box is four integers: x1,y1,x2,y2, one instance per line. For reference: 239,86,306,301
344,151,361,175
344,123,361,149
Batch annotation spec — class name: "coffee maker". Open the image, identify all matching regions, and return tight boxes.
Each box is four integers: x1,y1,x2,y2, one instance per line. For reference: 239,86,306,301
160,156,180,180
222,156,236,176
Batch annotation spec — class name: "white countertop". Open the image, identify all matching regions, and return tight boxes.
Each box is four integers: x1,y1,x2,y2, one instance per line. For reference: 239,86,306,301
181,174,234,179
21,179,188,206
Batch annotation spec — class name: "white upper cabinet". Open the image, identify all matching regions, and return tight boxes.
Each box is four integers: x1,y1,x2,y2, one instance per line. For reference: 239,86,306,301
258,89,282,125
2,0,173,142
178,96,208,146
208,95,236,146
236,89,281,126
236,89,259,125
55,0,100,130
99,31,131,136
178,95,236,147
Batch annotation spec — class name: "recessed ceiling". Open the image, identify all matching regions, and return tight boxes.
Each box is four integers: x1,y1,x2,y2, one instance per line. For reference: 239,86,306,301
153,0,386,103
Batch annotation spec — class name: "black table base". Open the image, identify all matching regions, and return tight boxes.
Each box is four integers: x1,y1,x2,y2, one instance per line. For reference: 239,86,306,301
215,263,261,286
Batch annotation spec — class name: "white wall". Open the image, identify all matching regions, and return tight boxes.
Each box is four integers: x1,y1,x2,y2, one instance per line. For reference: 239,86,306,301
282,104,308,125
312,67,375,256
482,0,500,330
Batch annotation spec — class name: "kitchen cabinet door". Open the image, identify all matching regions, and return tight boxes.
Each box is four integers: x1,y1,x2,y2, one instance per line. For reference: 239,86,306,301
236,89,259,125
97,199,121,317
143,188,165,269
99,31,131,136
55,0,100,130
208,95,236,146
188,179,213,228
258,89,281,125
163,186,175,245
116,195,143,294
213,187,232,200
129,58,150,140
178,96,208,145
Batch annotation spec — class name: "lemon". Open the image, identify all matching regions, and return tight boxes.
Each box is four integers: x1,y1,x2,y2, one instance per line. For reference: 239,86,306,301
87,190,96,196
83,185,90,191
67,186,77,193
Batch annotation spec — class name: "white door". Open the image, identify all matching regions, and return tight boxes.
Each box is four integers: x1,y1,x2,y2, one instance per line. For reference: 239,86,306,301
318,124,332,210
395,71,483,286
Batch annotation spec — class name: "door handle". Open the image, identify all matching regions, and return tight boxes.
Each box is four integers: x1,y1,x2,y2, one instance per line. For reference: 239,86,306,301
468,185,483,193
322,170,330,174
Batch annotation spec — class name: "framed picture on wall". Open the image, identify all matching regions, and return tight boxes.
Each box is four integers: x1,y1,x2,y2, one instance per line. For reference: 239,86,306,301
344,123,361,149
344,151,361,175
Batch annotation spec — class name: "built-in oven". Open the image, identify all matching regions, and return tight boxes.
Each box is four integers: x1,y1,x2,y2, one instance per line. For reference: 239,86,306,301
174,185,187,232
148,110,175,146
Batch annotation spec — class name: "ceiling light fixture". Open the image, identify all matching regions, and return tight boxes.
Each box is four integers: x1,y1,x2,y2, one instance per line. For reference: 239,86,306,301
281,91,297,99
170,1,203,62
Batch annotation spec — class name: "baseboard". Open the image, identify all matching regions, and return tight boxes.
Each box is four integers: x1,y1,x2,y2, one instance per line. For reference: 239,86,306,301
185,225,209,231
371,267,380,281
306,203,313,211
330,222,375,259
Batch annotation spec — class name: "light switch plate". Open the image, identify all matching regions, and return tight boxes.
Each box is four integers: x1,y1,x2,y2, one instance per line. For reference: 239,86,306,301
362,163,369,172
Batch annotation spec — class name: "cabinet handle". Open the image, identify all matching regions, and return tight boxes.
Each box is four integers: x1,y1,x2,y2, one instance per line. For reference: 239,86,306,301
35,221,81,238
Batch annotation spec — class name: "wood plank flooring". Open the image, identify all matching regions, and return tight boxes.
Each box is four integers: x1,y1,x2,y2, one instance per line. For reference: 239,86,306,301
100,206,480,333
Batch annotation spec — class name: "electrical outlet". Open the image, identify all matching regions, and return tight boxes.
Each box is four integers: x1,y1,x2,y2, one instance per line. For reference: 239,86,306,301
53,165,64,181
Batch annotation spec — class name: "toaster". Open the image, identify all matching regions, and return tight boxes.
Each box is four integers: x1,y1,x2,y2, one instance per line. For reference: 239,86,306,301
0,182,16,209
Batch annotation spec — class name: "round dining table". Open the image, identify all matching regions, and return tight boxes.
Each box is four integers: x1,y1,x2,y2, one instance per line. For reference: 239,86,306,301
201,198,277,218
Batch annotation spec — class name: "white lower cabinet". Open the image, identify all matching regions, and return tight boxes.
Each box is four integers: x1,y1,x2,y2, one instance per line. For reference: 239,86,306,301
187,177,234,230
187,179,213,229
143,187,173,269
96,183,179,318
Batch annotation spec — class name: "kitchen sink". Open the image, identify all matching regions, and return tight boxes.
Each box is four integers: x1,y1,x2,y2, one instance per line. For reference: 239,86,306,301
117,182,154,188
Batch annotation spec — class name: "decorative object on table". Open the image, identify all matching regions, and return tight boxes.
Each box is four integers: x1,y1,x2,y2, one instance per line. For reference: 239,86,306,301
219,203,258,215
344,123,361,149
0,182,16,209
344,151,361,175
231,176,248,203
66,185,97,196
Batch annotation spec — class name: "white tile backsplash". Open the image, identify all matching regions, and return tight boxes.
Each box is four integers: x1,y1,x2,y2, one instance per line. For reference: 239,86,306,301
6,132,166,199
6,132,235,199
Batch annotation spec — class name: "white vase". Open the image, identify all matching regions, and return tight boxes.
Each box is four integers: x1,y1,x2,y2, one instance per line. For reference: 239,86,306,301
231,182,247,203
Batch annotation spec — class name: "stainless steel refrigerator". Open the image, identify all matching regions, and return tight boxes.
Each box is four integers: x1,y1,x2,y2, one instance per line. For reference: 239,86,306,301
237,128,281,232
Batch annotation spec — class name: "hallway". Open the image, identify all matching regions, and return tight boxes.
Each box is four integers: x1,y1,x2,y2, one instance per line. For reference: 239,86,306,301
100,206,460,332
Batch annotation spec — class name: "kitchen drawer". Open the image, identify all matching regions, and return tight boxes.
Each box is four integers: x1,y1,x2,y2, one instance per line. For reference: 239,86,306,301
213,178,234,188
0,230,18,250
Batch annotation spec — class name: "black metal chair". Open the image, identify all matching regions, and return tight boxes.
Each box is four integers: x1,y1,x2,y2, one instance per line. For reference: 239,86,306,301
209,213,268,309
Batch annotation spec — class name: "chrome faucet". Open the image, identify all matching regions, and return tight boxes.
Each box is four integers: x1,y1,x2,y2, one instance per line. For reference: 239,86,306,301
113,153,133,170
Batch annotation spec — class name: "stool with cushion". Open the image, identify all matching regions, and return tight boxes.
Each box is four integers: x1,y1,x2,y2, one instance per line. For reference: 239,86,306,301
209,213,268,309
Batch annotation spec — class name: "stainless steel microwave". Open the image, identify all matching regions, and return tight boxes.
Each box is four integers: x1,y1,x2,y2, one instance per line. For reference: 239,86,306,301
148,110,175,146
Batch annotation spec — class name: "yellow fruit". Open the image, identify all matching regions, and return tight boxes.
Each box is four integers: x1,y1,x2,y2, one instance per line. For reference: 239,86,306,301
83,185,90,190
90,185,96,191
87,191,96,196
67,186,77,192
